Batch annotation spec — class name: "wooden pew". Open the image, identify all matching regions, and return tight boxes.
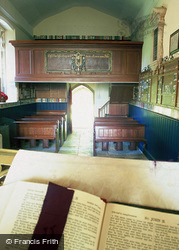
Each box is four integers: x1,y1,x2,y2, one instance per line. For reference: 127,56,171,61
36,110,67,140
14,120,60,153
94,117,139,151
93,124,147,156
21,115,64,146
25,114,64,142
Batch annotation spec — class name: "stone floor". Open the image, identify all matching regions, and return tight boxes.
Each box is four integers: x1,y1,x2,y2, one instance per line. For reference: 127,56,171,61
20,127,148,160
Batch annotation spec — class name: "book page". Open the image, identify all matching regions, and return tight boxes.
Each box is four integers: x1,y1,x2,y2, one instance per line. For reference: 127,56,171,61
0,184,17,222
98,203,179,250
0,181,105,250
60,189,105,250
0,181,48,250
0,181,48,234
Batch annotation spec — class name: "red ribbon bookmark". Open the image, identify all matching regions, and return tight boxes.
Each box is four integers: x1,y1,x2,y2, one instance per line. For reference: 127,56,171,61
29,182,74,250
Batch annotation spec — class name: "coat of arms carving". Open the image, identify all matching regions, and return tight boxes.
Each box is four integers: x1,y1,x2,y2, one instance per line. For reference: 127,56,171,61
72,52,85,72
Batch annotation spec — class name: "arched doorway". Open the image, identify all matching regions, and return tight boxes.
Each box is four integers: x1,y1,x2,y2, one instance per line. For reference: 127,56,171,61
72,85,94,130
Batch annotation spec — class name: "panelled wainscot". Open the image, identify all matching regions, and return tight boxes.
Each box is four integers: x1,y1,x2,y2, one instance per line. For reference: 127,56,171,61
10,40,143,83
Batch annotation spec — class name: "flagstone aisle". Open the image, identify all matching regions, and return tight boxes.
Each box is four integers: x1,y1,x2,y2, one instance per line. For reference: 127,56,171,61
59,128,93,156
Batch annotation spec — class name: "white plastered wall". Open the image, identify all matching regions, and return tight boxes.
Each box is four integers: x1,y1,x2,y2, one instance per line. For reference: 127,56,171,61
34,7,131,37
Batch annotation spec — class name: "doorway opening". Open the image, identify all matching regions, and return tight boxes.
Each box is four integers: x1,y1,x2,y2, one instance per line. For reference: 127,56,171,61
72,85,94,130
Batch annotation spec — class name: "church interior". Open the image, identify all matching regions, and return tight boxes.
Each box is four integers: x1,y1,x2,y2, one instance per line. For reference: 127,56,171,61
0,0,179,237
0,0,178,162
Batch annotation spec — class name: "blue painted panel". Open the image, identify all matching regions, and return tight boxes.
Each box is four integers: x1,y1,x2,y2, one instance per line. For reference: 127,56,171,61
0,103,36,120
129,104,179,162
0,102,67,120
36,102,67,111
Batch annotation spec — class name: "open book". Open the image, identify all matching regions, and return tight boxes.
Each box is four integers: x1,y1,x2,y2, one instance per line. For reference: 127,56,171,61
0,181,178,249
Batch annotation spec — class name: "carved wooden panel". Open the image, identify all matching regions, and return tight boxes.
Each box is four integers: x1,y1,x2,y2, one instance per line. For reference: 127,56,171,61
17,123,57,138
34,50,45,74
126,51,140,75
95,125,145,140
112,50,124,74
110,85,133,104
18,49,31,74
109,104,129,116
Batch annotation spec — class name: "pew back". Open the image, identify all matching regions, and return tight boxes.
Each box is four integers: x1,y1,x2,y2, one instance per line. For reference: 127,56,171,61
95,124,146,141
35,111,67,140
14,120,60,152
93,123,147,155
18,117,64,146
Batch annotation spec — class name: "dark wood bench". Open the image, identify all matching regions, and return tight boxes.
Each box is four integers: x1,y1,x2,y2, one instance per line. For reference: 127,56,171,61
94,117,140,151
29,114,65,142
21,115,64,146
14,120,60,153
93,123,147,156
36,110,67,140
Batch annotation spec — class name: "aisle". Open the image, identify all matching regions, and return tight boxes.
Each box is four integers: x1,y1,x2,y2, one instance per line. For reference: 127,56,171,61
59,128,93,156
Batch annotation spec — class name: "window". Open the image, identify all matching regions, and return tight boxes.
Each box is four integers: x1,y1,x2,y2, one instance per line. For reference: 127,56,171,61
0,18,16,102
151,7,167,63
153,27,158,61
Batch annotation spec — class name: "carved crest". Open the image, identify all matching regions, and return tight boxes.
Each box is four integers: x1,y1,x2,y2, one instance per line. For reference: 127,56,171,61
72,52,85,72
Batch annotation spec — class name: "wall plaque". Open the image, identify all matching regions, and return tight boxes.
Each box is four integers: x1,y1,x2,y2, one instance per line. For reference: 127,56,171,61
45,50,112,73
169,29,179,55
